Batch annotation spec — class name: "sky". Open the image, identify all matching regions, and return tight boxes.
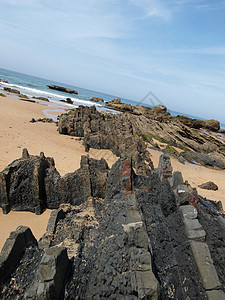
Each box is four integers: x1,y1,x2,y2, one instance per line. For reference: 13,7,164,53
0,0,225,122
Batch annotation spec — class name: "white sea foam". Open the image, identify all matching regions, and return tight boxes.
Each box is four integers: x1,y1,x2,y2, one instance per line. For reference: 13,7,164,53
0,82,103,107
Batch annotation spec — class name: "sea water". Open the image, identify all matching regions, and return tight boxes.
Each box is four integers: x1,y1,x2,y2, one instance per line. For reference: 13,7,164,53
0,67,224,128
0,67,131,109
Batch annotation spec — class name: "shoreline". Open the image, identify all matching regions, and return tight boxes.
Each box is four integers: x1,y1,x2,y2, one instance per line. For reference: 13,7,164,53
0,93,225,252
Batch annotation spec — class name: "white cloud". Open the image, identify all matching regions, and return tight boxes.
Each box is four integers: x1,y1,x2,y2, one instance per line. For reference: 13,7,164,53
129,0,172,20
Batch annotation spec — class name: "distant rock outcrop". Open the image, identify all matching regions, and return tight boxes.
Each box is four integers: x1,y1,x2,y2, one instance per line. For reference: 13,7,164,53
32,96,49,102
47,85,78,94
60,98,74,104
90,96,104,102
177,115,220,131
3,87,20,94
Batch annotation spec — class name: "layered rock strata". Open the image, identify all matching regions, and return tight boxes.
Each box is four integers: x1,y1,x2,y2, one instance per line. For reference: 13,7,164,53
58,106,154,174
58,105,225,170
0,154,224,299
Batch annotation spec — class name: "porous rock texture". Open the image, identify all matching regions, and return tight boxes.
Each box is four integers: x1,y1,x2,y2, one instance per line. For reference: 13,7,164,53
58,105,154,175
0,149,109,214
0,154,224,299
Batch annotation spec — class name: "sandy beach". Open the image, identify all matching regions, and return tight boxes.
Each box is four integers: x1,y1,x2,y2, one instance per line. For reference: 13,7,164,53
0,95,224,250
149,149,225,207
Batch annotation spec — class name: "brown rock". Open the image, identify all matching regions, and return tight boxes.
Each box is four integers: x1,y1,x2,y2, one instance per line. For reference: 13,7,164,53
203,119,220,132
47,85,78,94
66,98,73,104
32,96,49,102
90,97,104,103
106,99,132,112
198,181,218,191
3,87,20,94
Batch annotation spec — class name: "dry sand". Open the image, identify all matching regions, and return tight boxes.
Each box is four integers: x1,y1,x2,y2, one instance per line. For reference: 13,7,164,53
0,209,51,251
0,96,117,175
149,149,225,208
0,95,224,250
0,95,117,250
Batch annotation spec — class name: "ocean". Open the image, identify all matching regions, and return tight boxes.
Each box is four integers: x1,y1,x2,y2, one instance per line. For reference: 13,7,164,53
0,67,224,128
0,67,134,111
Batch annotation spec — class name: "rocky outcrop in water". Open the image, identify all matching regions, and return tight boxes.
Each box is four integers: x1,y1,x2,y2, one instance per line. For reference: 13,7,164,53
47,85,78,94
0,154,224,299
3,87,20,94
90,96,104,102
32,96,49,102
0,149,108,215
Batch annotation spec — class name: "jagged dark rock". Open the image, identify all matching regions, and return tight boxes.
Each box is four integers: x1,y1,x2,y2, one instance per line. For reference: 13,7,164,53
58,106,154,174
0,154,224,299
0,149,109,214
47,85,78,94
58,105,225,170
198,181,219,191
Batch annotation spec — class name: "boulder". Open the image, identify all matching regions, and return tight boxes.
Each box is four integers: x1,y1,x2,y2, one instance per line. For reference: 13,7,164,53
32,96,49,102
203,119,220,132
110,97,121,104
66,97,73,104
3,87,20,94
177,115,203,129
19,94,29,99
198,181,218,191
152,104,167,113
177,116,220,131
47,85,78,94
90,96,104,102
106,99,132,112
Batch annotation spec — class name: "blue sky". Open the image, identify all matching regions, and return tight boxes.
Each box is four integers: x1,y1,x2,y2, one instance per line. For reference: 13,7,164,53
0,0,225,122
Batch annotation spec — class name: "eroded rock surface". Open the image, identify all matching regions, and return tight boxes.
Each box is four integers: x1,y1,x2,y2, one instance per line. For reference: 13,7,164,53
58,106,154,174
58,105,225,170
0,154,224,299
0,149,109,214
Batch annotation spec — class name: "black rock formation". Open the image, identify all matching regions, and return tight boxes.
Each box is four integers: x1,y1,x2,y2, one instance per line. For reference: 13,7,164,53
58,105,225,170
0,149,108,215
58,106,154,175
47,85,78,94
0,153,224,299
